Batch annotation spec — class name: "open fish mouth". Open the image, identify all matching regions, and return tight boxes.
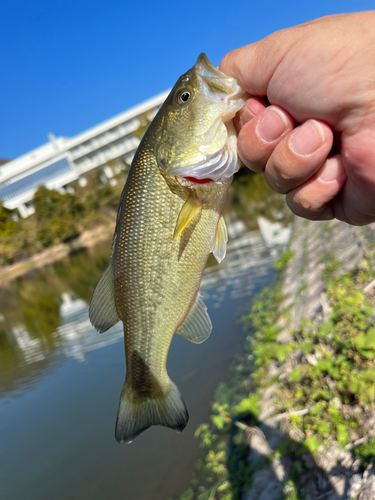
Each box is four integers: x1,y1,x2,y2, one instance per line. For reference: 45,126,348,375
194,53,247,116
170,54,248,182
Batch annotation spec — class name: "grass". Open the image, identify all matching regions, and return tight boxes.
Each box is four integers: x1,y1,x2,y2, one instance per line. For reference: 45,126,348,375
172,242,375,500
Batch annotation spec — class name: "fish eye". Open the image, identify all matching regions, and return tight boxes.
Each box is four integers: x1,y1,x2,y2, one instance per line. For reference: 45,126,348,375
177,90,191,105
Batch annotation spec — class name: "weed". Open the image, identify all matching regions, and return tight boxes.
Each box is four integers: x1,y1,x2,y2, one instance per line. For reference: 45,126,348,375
173,245,375,500
274,250,294,271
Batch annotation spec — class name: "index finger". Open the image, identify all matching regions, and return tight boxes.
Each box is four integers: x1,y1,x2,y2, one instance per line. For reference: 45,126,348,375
219,34,295,96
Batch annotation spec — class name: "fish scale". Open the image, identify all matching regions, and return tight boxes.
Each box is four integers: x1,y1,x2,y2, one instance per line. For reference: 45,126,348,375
113,136,226,388
89,53,247,443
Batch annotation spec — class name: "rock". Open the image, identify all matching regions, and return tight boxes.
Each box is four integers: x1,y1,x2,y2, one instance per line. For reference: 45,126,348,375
301,452,316,469
258,385,277,421
276,328,293,344
352,459,362,472
272,458,285,481
315,444,342,473
242,467,282,500
359,474,375,500
301,478,320,500
247,428,273,462
363,411,375,430
289,427,306,443
328,476,346,497
266,361,281,380
350,474,363,499
244,425,291,500
338,449,354,468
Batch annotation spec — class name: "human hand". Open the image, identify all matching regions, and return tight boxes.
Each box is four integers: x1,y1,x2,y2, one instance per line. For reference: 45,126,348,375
220,12,375,225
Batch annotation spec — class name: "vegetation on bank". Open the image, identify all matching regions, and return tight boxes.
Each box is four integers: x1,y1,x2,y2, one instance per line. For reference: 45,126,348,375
0,165,127,265
172,244,375,500
170,279,283,500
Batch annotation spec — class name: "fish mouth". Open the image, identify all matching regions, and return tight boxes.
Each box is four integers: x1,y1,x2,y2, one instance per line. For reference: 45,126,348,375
169,54,248,182
195,53,231,80
195,53,248,116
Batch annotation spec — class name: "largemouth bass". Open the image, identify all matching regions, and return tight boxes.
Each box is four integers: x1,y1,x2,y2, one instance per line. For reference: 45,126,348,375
89,54,247,443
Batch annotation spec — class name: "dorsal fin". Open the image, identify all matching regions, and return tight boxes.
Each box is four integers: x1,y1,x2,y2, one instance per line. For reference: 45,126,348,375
177,292,212,344
212,215,228,263
89,264,120,333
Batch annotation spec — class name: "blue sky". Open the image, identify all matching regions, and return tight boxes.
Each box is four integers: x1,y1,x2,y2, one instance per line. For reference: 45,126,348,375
1,0,373,159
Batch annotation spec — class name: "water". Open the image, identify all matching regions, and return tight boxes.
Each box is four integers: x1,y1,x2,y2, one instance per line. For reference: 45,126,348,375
0,173,290,500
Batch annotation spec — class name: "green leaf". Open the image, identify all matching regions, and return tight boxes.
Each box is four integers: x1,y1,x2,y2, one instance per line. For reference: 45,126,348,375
305,435,321,454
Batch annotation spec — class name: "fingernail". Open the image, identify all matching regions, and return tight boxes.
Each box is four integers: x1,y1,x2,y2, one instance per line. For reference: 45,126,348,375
256,107,289,143
238,106,255,128
238,99,265,127
289,120,325,156
318,157,346,183
246,98,266,118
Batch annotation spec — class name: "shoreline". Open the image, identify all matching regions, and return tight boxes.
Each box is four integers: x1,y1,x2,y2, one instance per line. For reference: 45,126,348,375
174,217,375,500
0,220,115,286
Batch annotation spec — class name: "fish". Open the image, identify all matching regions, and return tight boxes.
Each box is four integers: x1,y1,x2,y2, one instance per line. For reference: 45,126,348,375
89,53,247,443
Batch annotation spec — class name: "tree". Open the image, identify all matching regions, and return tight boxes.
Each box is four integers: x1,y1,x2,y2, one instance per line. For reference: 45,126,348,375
33,186,85,247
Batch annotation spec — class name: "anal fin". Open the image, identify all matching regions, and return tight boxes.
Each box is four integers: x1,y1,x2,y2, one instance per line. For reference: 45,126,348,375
89,264,120,333
177,292,212,344
173,194,202,241
213,215,228,263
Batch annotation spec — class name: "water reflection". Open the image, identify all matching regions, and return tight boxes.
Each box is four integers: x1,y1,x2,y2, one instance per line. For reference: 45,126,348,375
0,242,110,391
0,172,291,500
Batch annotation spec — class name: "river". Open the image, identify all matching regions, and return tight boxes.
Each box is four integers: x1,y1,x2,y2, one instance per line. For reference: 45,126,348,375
0,172,290,500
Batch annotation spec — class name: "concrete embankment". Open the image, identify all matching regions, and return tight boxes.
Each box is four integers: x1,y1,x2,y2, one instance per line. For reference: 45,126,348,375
243,217,375,500
278,217,375,336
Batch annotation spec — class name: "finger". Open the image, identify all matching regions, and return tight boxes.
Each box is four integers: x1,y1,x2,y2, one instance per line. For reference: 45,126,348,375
264,119,334,194
333,129,375,225
234,97,268,132
237,105,295,172
220,32,298,96
285,155,347,220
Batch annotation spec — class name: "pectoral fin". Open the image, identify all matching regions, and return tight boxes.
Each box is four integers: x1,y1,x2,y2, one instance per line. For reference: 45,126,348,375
89,264,120,333
173,195,202,241
212,216,228,263
177,292,212,344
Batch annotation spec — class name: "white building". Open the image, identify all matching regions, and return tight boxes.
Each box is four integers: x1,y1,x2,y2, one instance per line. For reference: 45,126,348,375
0,91,169,217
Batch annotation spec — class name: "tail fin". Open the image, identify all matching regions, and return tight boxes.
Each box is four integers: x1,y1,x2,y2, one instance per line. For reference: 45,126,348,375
115,379,189,443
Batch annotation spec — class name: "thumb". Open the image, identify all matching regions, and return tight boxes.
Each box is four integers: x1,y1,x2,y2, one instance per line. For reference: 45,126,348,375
219,30,302,96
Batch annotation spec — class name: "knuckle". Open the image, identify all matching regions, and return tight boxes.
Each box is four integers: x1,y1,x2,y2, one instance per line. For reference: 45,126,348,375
219,49,240,74
219,53,231,72
265,163,296,194
288,188,321,214
266,150,299,191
